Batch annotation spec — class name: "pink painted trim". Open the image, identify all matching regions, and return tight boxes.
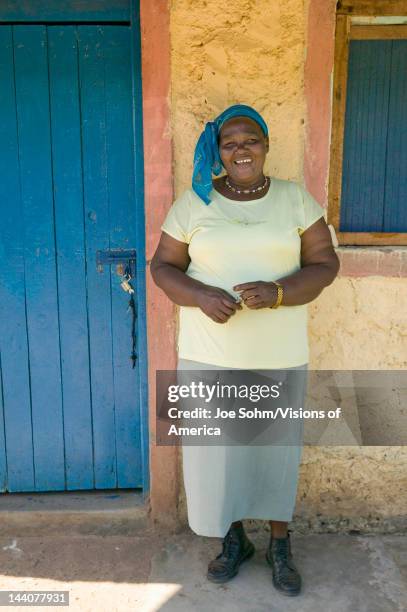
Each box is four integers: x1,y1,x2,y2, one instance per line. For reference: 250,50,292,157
140,0,179,525
304,0,337,207
337,248,407,277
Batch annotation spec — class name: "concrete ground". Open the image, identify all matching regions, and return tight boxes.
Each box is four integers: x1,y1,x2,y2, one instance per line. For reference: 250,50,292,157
0,530,406,611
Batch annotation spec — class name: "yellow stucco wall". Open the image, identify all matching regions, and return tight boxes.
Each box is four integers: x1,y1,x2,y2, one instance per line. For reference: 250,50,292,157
169,0,407,530
170,0,306,195
303,279,407,531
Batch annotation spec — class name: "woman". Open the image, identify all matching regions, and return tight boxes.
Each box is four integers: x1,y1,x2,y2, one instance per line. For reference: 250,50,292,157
151,104,339,596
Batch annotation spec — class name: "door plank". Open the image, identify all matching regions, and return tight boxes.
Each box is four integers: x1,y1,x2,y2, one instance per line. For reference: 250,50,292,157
103,26,142,487
13,25,65,490
384,40,407,232
48,25,94,489
0,26,35,491
77,25,117,488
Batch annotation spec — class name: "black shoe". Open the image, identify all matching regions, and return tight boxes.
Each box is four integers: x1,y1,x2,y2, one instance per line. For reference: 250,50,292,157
266,532,302,596
207,523,255,583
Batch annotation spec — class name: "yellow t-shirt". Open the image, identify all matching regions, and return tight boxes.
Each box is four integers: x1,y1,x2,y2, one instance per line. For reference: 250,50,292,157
161,178,325,368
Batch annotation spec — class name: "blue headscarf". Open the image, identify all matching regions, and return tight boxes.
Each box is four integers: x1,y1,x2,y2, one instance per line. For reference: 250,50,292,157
192,104,269,205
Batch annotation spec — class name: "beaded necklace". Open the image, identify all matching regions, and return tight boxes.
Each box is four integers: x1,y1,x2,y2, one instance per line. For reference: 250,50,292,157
225,175,269,195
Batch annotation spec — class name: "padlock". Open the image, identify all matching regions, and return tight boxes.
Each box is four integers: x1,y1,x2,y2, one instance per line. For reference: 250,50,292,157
120,279,134,294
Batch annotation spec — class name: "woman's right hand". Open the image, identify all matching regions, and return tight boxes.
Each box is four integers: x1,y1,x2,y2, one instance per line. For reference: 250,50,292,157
195,285,242,324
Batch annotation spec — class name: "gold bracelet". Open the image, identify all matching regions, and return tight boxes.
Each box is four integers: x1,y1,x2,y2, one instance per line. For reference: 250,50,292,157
270,281,283,309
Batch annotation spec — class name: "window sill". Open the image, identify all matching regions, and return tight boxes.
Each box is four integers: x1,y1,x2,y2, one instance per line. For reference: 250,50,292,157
336,246,407,277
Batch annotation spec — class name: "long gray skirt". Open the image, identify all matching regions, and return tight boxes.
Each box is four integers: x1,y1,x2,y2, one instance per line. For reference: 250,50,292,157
177,358,308,537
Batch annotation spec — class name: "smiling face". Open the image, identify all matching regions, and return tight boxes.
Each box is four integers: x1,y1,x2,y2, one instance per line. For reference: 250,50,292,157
218,116,269,186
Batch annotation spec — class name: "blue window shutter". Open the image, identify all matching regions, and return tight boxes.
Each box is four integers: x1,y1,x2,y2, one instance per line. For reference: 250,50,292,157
340,40,392,232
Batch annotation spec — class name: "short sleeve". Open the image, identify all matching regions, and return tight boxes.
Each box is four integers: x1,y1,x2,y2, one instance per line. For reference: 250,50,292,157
296,184,326,236
161,190,192,244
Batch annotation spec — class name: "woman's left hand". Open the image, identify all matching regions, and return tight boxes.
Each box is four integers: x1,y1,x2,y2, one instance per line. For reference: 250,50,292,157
233,281,278,309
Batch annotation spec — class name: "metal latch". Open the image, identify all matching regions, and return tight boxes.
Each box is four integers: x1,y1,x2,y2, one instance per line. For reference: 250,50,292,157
96,248,138,368
96,249,137,277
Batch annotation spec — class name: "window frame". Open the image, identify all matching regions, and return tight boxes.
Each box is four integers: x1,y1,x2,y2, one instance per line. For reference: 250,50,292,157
328,2,407,246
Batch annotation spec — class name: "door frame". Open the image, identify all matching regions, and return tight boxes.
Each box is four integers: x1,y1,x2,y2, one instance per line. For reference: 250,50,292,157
138,1,179,524
0,0,150,495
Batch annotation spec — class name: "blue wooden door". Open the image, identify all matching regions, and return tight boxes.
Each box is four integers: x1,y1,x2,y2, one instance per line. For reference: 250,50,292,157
0,23,145,491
